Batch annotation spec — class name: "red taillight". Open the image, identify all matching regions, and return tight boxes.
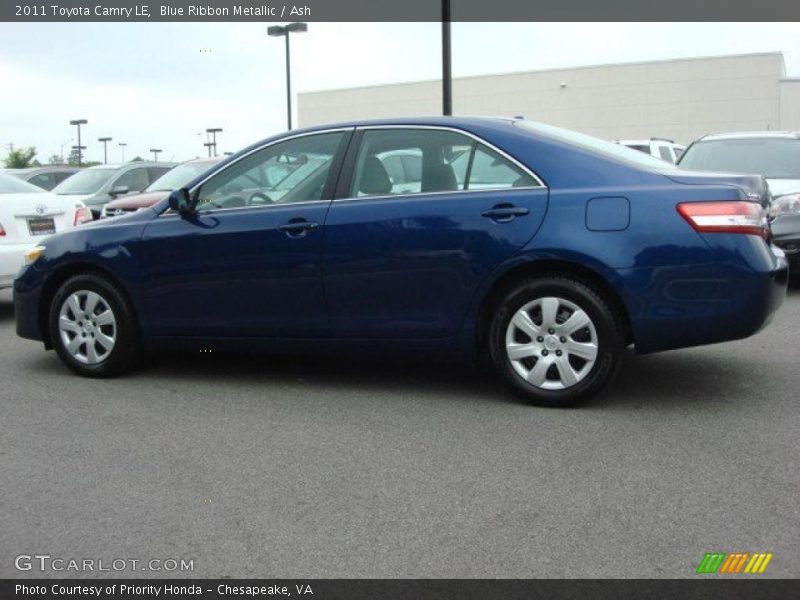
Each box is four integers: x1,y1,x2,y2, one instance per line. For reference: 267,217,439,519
73,207,93,227
677,201,767,238
0,222,5,236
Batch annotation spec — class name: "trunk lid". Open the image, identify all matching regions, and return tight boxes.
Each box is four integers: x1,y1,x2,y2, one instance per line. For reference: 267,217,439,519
665,170,768,205
0,192,81,244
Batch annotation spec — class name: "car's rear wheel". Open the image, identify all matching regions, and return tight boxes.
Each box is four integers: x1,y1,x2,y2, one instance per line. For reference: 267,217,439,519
488,276,624,407
49,273,141,377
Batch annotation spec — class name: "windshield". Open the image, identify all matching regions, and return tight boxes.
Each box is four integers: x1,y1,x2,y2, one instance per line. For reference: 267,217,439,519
678,138,800,179
52,168,116,194
146,162,214,192
0,172,43,194
515,121,679,171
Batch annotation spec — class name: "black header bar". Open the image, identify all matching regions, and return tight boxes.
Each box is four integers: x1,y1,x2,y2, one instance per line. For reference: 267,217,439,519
3,0,800,22
3,579,800,600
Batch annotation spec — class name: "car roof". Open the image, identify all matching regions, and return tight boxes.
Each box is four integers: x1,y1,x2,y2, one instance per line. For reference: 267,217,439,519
617,138,680,145
6,166,79,174
184,157,222,165
697,131,800,142
292,116,516,135
84,161,176,170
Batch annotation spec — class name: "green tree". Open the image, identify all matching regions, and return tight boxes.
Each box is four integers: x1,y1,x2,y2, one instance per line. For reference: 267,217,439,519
3,146,37,168
48,154,62,165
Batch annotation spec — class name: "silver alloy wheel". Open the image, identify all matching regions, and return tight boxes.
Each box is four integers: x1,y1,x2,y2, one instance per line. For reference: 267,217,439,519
58,290,117,365
505,296,598,390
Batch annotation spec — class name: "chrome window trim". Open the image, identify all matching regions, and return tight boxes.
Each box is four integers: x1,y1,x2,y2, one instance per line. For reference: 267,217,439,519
340,124,547,203
159,198,332,218
334,186,547,205
159,127,354,218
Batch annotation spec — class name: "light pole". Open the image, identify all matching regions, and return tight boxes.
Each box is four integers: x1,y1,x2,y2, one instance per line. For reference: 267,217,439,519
267,22,307,130
203,142,214,158
206,128,222,156
69,119,88,165
98,137,112,164
150,148,162,162
442,0,452,116
59,139,72,163
118,142,127,162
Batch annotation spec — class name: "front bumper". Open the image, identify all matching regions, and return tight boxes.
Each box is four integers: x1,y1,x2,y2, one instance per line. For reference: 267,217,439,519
0,241,37,289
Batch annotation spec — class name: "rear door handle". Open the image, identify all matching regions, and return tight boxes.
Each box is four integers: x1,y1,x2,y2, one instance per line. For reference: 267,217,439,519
481,205,529,222
278,219,319,237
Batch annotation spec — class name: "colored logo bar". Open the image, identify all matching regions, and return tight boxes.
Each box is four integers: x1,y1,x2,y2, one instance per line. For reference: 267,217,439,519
696,552,773,574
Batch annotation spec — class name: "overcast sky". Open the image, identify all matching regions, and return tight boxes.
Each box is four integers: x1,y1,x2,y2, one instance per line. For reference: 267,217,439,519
1,22,798,164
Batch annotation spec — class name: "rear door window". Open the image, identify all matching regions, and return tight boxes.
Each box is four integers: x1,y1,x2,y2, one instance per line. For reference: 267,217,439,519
349,128,537,198
28,173,55,190
114,168,150,192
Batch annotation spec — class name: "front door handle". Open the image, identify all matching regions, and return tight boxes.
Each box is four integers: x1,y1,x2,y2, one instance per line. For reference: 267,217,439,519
278,218,319,237
481,205,530,222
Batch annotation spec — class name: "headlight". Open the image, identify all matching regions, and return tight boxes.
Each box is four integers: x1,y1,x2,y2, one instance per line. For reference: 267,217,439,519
24,246,46,265
769,193,800,217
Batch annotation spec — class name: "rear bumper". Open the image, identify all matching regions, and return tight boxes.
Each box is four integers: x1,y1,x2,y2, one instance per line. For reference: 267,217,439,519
0,241,37,289
622,244,788,354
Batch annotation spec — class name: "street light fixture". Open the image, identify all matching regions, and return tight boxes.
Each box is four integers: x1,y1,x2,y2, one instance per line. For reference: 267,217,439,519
98,137,112,164
150,148,162,162
69,119,88,165
118,142,127,162
267,22,307,130
206,128,223,157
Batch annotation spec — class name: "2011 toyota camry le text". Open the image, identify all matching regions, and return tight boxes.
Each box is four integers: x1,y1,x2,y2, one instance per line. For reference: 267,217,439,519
13,117,789,407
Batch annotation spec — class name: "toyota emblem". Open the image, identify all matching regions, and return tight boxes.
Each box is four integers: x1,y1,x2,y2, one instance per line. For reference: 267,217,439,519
35,203,48,215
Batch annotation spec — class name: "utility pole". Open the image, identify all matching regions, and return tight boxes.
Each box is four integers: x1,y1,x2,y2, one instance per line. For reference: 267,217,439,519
267,22,308,130
98,137,112,164
69,119,88,165
442,0,452,116
206,128,223,157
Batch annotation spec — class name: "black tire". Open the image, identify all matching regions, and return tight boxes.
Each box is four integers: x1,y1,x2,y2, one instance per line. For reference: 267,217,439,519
49,273,142,377
488,276,624,407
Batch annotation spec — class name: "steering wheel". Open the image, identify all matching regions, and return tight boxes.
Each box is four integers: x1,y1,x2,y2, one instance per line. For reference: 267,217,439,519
249,192,274,205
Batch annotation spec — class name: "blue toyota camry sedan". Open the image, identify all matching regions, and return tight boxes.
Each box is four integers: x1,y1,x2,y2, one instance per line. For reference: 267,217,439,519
14,117,788,406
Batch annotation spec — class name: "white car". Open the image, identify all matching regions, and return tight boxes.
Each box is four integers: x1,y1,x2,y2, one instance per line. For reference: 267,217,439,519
0,172,92,289
616,138,685,164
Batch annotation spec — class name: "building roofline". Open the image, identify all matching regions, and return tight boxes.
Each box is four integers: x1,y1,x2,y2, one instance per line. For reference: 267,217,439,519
300,51,786,97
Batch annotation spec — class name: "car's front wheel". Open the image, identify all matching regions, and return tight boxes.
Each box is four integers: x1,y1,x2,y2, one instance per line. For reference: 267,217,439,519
49,273,141,377
489,276,624,407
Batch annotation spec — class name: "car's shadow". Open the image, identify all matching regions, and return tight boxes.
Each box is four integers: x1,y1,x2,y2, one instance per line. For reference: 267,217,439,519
97,346,760,410
0,291,13,322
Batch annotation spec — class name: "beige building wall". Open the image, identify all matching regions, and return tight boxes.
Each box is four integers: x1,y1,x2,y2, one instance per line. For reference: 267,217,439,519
780,79,800,131
298,53,786,144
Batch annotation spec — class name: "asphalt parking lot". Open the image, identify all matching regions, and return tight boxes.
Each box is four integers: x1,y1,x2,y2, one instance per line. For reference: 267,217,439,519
1,287,798,579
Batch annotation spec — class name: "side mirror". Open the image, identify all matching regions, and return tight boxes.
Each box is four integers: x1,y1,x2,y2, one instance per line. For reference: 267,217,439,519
110,185,129,197
168,188,194,215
